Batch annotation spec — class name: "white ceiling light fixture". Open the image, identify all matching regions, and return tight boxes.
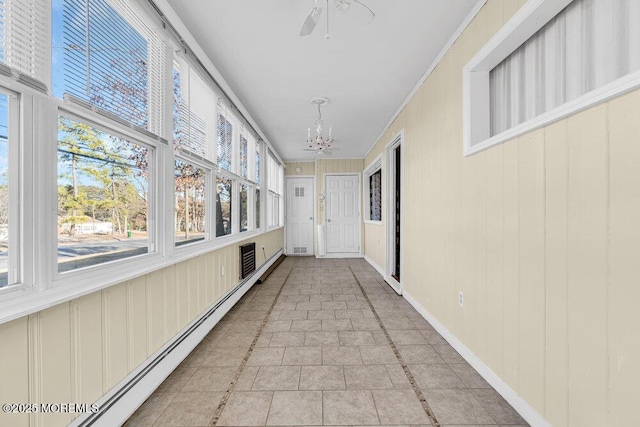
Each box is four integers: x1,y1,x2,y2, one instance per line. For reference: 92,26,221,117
299,0,375,39
304,97,339,156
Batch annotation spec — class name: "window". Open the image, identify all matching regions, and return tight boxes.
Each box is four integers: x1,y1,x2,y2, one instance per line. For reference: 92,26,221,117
0,0,287,321
0,90,17,288
464,0,640,155
52,0,167,135
267,151,283,228
369,170,382,221
255,188,260,230
216,175,232,237
239,183,248,232
0,0,48,88
217,111,233,172
173,59,218,163
255,140,261,185
240,133,248,179
175,159,207,246
0,93,8,287
57,116,151,273
255,139,261,230
364,155,382,223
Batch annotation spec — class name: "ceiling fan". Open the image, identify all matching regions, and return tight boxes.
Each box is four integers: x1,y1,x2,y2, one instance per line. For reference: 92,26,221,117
299,0,375,38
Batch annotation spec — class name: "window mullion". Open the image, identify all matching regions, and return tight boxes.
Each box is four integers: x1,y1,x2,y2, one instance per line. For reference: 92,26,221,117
162,43,176,259
35,95,59,290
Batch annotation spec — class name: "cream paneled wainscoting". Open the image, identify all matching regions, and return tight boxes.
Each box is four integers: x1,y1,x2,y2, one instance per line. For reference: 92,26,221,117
363,0,639,426
0,229,283,427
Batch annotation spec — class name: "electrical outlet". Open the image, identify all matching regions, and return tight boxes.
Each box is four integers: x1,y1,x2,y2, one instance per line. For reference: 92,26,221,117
221,265,225,277
458,291,464,307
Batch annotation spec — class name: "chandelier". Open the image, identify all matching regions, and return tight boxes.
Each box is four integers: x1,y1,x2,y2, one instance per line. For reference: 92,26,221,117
305,97,334,153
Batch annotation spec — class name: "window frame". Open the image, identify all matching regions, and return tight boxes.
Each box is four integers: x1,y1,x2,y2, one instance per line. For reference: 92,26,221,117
238,181,252,234
363,154,383,225
267,154,284,230
51,105,161,287
173,151,213,249
463,0,640,156
0,0,285,324
0,87,24,295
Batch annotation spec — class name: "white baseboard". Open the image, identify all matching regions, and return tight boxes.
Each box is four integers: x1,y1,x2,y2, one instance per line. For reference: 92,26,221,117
316,253,363,259
402,290,551,427
70,249,283,427
363,254,385,276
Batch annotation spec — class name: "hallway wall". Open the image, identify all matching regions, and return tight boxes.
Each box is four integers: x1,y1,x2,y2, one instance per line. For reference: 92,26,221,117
363,0,640,426
285,159,365,256
0,229,283,427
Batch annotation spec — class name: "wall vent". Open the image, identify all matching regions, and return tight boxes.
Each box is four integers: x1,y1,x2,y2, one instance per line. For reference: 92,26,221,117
293,247,308,254
240,243,256,279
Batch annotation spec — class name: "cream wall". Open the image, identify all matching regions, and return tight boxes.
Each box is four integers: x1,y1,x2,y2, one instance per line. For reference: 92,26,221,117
0,229,284,427
285,161,315,177
363,0,639,426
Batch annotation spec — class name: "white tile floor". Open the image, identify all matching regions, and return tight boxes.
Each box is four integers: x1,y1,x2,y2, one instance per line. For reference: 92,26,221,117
126,257,529,426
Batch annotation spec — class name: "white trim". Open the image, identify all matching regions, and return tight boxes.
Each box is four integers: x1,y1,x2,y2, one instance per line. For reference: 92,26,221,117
363,255,384,277
152,0,284,166
318,253,363,259
284,175,316,256
363,153,383,174
363,153,383,223
461,0,640,155
385,131,404,296
0,228,280,324
403,290,552,427
364,0,487,160
363,220,383,225
465,67,640,155
68,249,283,427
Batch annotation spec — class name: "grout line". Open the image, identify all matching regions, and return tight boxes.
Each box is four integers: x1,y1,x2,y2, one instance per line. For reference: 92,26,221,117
209,266,294,426
347,265,441,427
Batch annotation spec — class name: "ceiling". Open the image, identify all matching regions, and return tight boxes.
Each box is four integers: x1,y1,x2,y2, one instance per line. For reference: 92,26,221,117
165,0,478,161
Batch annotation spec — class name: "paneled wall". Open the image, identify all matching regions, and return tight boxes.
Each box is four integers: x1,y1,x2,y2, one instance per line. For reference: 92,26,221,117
0,229,283,427
363,0,639,425
284,161,315,176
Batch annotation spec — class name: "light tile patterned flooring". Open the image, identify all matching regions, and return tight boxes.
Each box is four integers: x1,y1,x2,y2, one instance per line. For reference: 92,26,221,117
126,257,529,427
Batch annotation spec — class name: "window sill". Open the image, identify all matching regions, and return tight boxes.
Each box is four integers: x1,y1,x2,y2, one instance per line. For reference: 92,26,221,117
364,220,383,226
0,228,283,325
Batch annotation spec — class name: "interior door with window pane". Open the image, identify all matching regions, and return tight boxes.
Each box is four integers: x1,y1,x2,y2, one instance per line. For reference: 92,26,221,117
285,177,314,255
325,175,360,253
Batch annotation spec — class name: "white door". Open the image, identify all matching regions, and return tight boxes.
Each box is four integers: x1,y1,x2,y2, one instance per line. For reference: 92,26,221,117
325,174,360,253
286,177,314,255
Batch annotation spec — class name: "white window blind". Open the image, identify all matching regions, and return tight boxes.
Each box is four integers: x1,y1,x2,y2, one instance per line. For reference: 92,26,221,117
0,0,48,87
53,0,166,135
490,0,640,137
173,58,218,163
267,150,282,194
217,109,233,172
255,139,261,185
239,132,248,179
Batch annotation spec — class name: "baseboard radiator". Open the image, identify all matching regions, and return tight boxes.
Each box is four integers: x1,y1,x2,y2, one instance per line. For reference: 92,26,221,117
240,242,256,279
69,248,283,427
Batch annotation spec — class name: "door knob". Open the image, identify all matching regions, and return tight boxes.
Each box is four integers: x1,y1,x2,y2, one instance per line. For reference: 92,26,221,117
327,219,331,222
310,217,313,220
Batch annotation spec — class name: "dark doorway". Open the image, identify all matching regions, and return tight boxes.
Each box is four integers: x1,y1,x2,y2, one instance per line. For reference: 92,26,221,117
392,145,401,281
